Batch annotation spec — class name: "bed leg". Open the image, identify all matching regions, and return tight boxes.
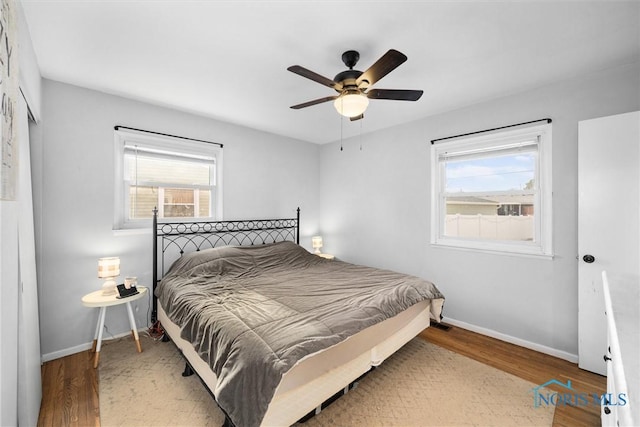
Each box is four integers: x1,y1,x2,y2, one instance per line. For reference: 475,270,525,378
182,362,194,377
161,333,170,342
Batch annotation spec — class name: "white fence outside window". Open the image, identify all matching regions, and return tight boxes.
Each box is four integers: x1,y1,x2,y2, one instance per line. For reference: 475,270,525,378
445,214,534,241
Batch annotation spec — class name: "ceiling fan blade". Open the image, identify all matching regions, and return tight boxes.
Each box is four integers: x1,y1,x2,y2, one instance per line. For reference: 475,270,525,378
290,96,338,110
356,49,407,87
287,65,342,90
366,89,423,101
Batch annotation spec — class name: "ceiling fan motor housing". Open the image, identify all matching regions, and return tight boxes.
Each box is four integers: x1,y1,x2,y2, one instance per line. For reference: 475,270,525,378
334,69,363,92
335,50,368,92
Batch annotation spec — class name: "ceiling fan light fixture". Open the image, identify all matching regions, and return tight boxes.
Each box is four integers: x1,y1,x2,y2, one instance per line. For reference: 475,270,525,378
334,92,369,118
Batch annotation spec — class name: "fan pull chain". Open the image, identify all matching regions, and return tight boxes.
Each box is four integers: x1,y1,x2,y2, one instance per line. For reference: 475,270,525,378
359,118,363,151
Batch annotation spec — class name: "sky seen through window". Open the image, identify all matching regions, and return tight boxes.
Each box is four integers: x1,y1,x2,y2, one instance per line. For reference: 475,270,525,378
445,153,535,193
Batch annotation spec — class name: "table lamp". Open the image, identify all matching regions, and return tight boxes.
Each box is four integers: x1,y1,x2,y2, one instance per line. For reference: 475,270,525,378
98,257,120,296
312,236,323,254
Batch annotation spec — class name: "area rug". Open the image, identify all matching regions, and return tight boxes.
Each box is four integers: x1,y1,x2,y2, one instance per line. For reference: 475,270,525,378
99,335,554,426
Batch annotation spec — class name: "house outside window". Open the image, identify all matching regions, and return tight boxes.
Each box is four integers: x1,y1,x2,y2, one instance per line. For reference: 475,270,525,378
431,123,552,257
114,128,223,230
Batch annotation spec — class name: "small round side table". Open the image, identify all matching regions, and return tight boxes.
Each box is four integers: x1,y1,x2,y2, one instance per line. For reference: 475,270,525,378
81,286,147,368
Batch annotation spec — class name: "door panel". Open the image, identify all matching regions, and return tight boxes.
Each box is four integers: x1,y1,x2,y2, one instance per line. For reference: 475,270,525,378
17,95,42,426
578,111,639,375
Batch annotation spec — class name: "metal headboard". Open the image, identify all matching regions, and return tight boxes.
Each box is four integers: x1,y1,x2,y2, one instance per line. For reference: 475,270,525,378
151,207,300,323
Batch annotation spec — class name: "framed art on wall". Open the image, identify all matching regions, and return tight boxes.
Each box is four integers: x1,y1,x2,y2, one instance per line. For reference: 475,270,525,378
0,0,17,201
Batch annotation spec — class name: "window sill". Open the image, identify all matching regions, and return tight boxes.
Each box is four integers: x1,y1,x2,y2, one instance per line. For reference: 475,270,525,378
431,241,554,260
112,227,151,237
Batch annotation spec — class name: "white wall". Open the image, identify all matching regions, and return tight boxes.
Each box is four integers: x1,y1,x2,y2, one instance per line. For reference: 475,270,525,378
319,62,640,360
32,79,320,360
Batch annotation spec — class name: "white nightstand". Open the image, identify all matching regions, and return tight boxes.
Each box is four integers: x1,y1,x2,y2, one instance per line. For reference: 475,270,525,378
81,286,147,368
316,253,335,260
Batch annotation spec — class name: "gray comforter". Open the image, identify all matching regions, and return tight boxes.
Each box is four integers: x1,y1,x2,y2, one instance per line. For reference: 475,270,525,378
156,241,444,427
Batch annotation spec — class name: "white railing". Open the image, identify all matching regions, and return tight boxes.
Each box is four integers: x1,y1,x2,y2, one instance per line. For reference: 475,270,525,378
445,214,534,241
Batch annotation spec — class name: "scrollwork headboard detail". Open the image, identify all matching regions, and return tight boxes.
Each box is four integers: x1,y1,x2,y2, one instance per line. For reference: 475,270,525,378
151,207,300,323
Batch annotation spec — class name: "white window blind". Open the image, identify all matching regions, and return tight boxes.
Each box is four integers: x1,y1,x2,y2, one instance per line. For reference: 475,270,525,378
438,138,538,162
114,128,223,230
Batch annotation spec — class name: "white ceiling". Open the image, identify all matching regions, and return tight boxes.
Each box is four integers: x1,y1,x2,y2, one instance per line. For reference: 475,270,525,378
21,1,640,144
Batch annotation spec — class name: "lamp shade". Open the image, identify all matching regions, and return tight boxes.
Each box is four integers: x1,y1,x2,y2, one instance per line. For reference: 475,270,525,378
334,92,369,118
98,257,120,278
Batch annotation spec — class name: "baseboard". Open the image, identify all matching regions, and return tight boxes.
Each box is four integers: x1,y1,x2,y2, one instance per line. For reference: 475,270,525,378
42,342,94,362
442,316,578,363
41,327,147,363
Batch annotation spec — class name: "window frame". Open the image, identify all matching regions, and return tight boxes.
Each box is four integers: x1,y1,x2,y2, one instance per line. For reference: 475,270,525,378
430,123,552,257
114,128,223,230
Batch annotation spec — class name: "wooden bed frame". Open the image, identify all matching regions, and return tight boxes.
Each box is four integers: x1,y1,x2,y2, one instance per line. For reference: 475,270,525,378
152,208,437,426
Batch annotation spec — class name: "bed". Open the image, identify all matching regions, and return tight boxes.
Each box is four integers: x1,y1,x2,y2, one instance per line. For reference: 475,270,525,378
152,208,445,427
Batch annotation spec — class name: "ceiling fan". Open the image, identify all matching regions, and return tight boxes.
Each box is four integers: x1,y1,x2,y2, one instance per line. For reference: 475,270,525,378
288,49,423,121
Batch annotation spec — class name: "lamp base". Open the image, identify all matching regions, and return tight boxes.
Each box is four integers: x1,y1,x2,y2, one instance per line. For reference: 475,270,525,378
101,279,117,296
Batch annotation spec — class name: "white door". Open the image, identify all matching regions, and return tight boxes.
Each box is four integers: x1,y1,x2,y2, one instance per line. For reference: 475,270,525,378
578,111,640,375
17,95,42,426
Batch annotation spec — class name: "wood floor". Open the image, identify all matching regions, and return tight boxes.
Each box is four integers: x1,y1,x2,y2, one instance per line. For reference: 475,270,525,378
420,324,606,427
37,324,605,427
37,349,99,427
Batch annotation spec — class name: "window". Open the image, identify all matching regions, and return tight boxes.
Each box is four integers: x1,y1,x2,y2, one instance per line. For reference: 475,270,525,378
114,129,222,229
431,123,552,256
